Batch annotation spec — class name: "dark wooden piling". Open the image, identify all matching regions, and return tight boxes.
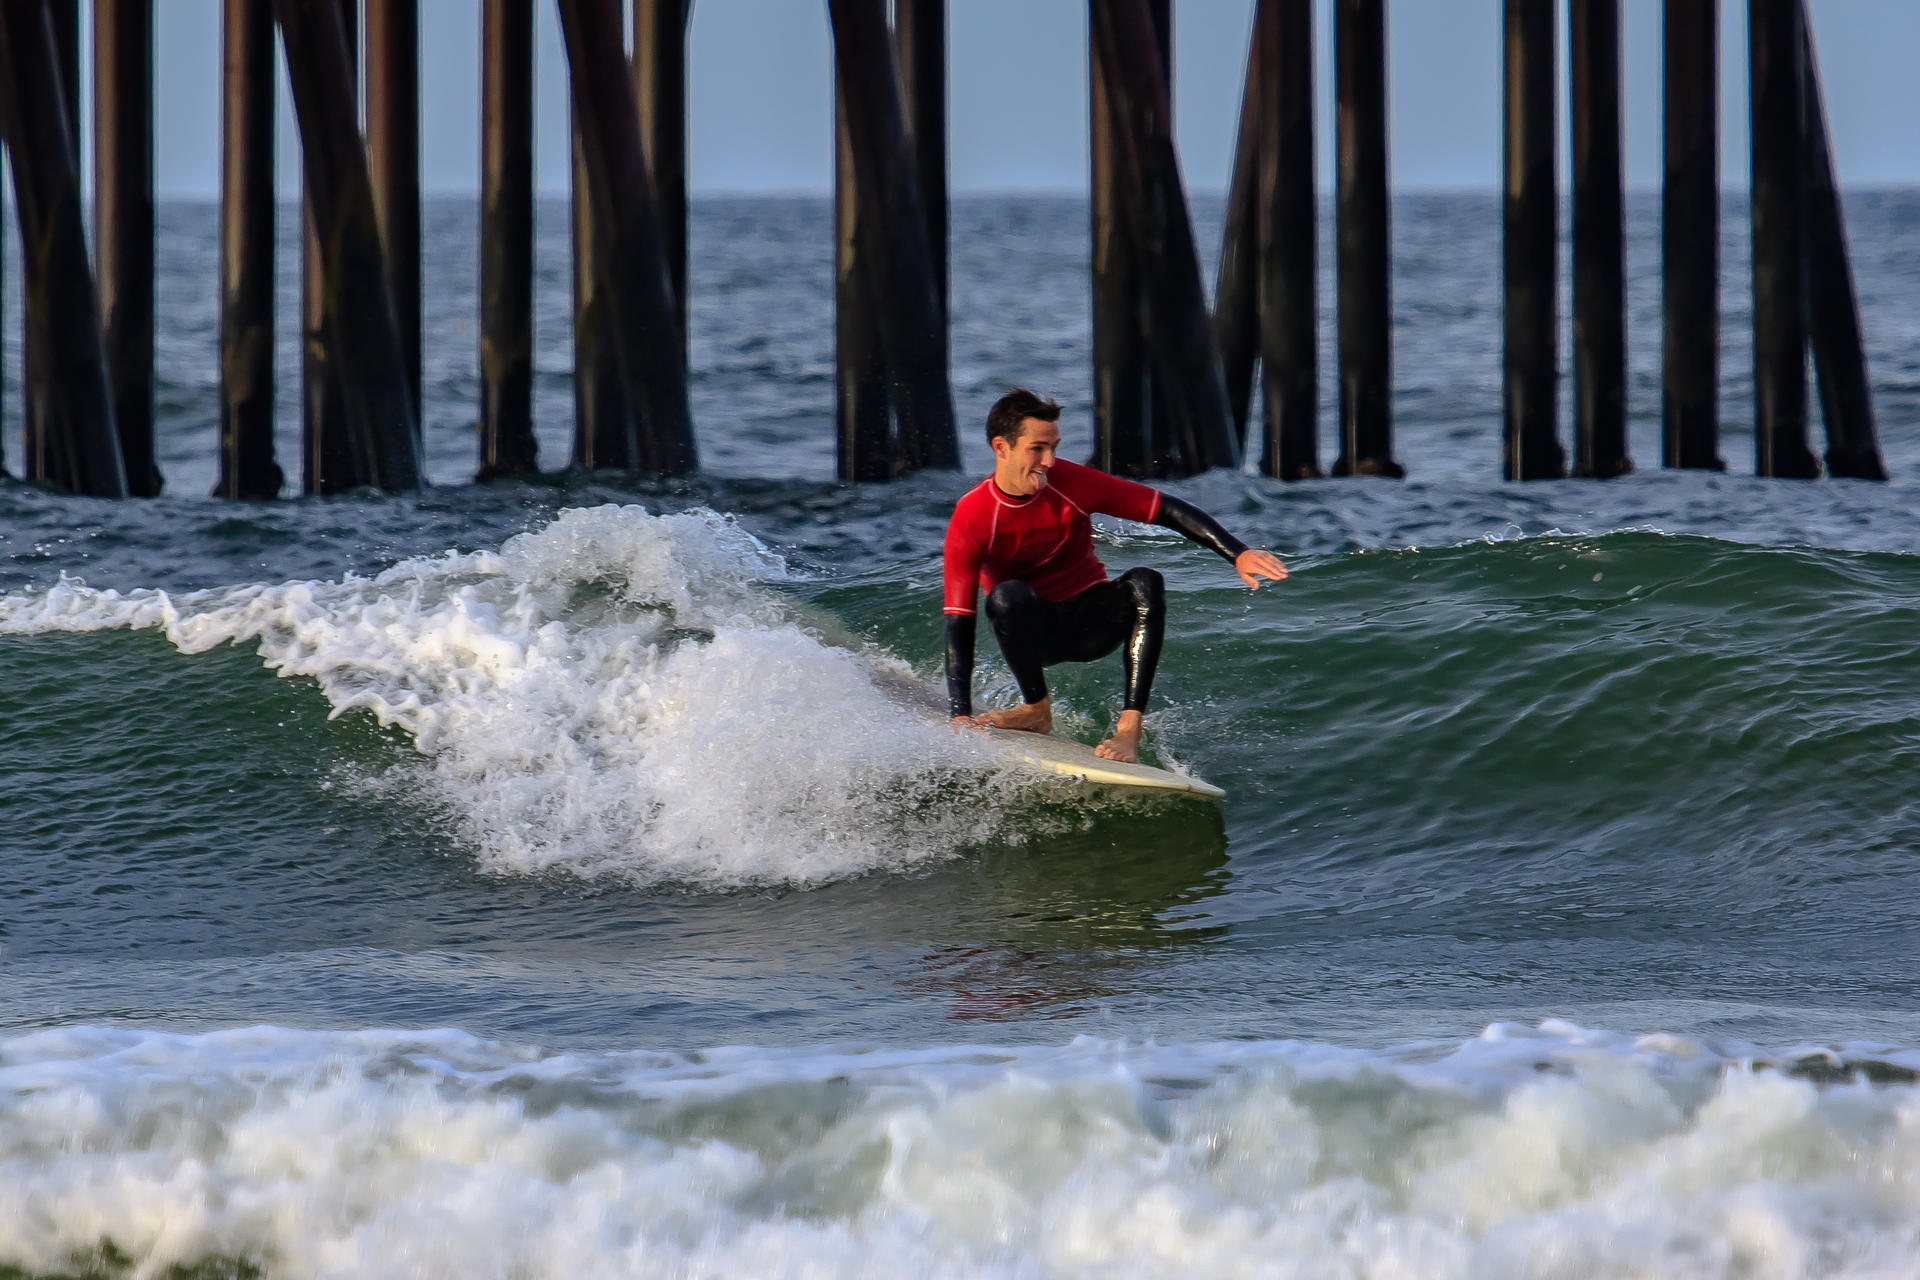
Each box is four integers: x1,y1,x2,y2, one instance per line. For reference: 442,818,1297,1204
478,0,537,480
1749,0,1816,478
1571,0,1629,479
1798,11,1885,481
1333,0,1399,477
571,115,636,471
95,0,161,497
1662,0,1721,470
835,93,894,480
1214,29,1261,453
556,0,698,475
634,0,690,351
1090,12,1151,476
216,0,281,499
1254,0,1319,480
895,0,947,366
0,0,127,497
25,0,82,476
275,0,424,492
826,0,958,472
367,0,422,429
298,0,357,492
1088,0,1239,474
1502,0,1564,481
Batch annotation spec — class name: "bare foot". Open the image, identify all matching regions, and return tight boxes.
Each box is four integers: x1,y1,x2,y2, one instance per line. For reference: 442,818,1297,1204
1095,710,1145,762
975,697,1052,735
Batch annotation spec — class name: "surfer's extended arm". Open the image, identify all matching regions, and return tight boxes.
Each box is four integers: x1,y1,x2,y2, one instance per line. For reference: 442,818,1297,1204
945,614,976,719
1152,496,1288,588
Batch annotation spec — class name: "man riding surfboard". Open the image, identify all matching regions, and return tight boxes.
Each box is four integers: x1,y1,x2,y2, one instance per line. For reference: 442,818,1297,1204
943,389,1288,763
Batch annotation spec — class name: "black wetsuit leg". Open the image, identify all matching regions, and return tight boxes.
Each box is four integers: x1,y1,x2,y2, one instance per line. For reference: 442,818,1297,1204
982,568,1166,711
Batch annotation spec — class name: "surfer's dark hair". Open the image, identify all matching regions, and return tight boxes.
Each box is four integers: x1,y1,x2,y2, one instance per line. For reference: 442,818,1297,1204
986,389,1061,447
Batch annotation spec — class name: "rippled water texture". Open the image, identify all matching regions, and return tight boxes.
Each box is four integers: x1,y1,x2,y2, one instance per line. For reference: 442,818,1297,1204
6,194,1920,1278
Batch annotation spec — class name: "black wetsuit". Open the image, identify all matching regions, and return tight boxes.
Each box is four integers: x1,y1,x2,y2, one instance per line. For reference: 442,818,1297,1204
944,496,1247,719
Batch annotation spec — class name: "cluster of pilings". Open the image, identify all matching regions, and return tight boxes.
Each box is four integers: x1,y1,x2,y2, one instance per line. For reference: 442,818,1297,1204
0,0,1889,499
1208,0,1883,485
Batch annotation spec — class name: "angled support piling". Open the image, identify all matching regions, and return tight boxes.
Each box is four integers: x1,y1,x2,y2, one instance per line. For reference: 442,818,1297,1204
1333,0,1400,476
216,0,281,499
95,0,162,497
556,0,698,475
478,0,537,479
1798,9,1885,480
1749,0,1816,478
1088,0,1239,475
367,0,422,430
1571,0,1629,479
1662,0,1722,469
1254,0,1319,480
634,0,691,351
0,0,127,497
1503,0,1564,480
276,0,424,492
826,0,958,473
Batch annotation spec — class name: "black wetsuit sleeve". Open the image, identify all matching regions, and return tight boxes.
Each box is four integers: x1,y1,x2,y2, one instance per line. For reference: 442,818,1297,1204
1153,495,1249,564
944,613,976,719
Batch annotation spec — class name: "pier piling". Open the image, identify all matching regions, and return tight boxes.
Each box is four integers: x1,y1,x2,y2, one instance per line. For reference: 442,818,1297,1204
1571,0,1629,479
571,110,637,471
367,0,422,429
1089,6,1152,476
216,0,281,499
276,0,424,492
95,0,161,496
478,0,537,480
1798,10,1885,481
556,0,697,475
826,0,957,473
634,0,691,351
0,0,128,497
894,0,946,328
1749,0,1816,478
1254,0,1319,480
24,0,83,481
1502,0,1564,481
1333,0,1400,477
298,0,357,492
1214,30,1261,455
1088,0,1238,475
835,91,894,480
1662,0,1723,470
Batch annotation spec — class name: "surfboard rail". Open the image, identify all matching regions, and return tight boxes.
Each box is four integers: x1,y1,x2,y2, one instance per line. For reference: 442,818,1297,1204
980,726,1226,800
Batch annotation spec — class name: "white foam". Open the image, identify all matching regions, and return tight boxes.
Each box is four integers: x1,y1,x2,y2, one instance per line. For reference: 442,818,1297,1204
0,505,1017,887
5,1022,1920,1279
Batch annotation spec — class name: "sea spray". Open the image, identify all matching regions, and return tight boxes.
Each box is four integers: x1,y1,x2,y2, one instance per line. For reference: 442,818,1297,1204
0,505,1025,887
5,1022,1920,1280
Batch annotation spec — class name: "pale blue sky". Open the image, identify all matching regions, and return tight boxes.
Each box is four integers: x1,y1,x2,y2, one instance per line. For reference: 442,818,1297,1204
127,0,1920,197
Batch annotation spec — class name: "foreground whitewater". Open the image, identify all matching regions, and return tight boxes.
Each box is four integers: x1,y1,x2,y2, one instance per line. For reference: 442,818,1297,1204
5,1020,1918,1280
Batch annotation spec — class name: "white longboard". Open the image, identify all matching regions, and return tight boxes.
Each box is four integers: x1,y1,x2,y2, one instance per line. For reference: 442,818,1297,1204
981,726,1226,800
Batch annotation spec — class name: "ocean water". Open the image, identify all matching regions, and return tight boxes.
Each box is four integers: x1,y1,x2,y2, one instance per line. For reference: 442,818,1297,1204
6,192,1920,1277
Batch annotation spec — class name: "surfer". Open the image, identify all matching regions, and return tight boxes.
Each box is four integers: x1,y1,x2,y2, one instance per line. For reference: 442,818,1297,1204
944,389,1287,763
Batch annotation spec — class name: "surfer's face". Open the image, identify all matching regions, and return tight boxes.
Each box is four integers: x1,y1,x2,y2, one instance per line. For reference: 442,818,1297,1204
994,419,1060,497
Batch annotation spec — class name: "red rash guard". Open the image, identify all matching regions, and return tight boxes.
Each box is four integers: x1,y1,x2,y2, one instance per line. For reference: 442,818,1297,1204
942,458,1162,616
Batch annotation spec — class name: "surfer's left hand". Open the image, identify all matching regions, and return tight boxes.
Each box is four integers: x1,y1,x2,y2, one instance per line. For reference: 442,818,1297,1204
1234,549,1288,589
